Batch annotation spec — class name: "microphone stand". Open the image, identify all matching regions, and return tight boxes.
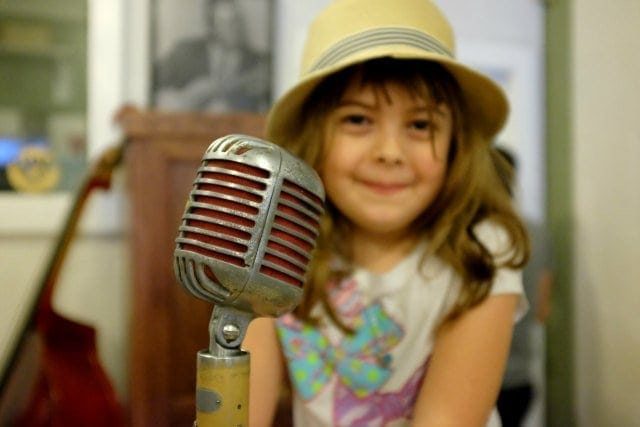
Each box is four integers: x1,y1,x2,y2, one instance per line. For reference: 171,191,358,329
194,305,253,427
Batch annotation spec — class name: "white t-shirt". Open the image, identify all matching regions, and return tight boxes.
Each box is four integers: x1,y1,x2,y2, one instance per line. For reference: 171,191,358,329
276,222,526,426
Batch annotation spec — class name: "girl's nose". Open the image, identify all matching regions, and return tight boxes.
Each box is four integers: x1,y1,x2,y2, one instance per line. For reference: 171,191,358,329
372,131,404,165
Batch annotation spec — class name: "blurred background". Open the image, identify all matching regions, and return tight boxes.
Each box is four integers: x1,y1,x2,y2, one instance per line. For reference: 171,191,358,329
0,0,638,426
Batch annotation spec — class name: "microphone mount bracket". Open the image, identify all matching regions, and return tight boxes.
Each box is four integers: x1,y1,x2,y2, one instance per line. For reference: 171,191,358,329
208,305,253,357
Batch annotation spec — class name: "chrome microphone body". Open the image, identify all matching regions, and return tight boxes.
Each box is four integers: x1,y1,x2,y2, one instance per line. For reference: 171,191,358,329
173,135,324,426
174,134,324,318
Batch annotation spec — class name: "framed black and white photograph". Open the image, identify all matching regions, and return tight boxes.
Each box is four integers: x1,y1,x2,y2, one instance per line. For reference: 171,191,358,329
151,0,273,113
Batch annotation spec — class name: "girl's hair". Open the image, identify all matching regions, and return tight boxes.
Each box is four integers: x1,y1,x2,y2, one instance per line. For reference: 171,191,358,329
276,58,529,326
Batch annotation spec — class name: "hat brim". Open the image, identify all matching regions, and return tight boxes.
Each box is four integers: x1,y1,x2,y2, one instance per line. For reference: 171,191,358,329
266,46,509,144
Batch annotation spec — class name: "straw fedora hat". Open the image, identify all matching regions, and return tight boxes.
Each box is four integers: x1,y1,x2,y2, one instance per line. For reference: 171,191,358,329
266,0,509,143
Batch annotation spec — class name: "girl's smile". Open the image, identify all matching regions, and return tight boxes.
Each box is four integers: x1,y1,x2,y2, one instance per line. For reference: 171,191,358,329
357,178,412,196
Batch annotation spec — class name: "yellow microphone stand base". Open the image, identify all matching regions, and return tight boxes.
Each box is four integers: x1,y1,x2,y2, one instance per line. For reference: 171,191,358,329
193,305,253,427
195,349,250,427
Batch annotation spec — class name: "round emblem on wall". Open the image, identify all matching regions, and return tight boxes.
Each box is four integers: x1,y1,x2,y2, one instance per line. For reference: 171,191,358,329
7,146,60,192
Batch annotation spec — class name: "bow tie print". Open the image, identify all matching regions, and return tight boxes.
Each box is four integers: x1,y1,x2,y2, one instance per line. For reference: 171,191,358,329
278,304,403,400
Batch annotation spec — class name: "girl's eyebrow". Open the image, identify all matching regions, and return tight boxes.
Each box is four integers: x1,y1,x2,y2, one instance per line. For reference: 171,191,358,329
413,103,449,117
336,98,375,109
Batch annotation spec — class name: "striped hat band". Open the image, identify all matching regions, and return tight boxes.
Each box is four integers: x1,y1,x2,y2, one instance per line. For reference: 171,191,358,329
309,27,454,73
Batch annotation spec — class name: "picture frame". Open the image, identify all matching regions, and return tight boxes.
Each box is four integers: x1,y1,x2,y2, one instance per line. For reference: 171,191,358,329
150,0,273,113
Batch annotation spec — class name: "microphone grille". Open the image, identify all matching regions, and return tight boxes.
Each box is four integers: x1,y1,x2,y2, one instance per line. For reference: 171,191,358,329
179,158,269,265
259,178,324,288
175,138,273,301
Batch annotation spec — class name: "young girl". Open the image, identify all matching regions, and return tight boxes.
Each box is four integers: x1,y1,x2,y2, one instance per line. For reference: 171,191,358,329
244,0,529,426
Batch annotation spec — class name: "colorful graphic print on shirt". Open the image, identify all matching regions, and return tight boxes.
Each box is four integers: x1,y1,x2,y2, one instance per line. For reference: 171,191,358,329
276,277,429,425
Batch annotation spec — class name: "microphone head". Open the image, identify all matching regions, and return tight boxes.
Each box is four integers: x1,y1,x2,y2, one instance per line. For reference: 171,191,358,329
174,135,325,318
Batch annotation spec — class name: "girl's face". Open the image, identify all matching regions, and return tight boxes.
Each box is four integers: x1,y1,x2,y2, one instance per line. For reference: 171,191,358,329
320,81,453,240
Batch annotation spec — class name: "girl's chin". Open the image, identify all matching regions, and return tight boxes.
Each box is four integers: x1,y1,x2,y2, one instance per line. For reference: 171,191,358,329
352,220,414,239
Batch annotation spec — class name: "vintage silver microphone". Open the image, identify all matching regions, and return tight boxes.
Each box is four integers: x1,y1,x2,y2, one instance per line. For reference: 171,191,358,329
173,134,324,426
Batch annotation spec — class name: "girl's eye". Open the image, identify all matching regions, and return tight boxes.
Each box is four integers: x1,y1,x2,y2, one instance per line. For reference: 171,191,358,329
335,113,372,134
342,114,369,126
411,119,431,131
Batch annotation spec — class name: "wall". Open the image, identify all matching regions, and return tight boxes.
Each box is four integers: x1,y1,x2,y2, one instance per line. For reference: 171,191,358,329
572,0,640,425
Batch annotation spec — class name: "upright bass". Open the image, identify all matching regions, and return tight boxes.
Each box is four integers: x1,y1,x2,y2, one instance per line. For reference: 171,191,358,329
0,144,126,426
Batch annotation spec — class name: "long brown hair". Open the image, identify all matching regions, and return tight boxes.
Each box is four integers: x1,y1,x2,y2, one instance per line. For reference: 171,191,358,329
270,58,529,326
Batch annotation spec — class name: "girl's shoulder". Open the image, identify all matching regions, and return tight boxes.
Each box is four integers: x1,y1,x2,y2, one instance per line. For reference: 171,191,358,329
472,219,515,261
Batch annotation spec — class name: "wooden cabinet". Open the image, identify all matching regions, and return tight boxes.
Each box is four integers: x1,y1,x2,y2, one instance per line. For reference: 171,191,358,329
118,107,266,426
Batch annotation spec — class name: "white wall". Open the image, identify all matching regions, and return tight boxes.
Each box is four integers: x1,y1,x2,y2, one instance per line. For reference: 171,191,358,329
572,1,640,425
